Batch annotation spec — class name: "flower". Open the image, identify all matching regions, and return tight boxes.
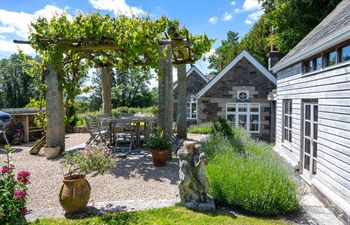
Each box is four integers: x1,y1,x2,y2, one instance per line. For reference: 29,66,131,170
14,190,27,200
9,164,15,169
20,207,28,215
1,167,9,174
17,171,30,183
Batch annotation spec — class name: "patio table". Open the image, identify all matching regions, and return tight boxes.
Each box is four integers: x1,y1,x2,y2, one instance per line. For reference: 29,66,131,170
103,115,155,148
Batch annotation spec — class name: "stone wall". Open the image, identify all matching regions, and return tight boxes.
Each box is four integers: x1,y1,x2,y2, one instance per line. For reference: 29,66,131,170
198,57,276,141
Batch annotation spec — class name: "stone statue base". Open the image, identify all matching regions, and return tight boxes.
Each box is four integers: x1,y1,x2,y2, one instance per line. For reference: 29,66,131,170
185,197,215,211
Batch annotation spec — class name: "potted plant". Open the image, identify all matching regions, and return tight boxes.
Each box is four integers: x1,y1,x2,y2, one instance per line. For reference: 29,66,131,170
146,136,172,167
59,145,113,214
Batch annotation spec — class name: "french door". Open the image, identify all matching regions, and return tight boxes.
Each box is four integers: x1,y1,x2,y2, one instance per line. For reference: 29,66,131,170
302,102,318,179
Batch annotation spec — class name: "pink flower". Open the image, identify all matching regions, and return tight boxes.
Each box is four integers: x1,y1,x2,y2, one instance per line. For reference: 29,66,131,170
20,207,28,215
9,164,15,169
14,190,27,200
84,146,91,151
17,171,30,183
1,167,9,174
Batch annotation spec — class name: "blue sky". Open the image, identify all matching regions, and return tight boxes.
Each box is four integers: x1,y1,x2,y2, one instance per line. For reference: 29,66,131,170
0,0,262,78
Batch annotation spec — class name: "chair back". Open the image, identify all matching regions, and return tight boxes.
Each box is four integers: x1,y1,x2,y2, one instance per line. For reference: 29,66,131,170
85,116,101,133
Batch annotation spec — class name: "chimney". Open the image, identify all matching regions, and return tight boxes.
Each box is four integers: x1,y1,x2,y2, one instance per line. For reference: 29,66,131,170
268,26,279,71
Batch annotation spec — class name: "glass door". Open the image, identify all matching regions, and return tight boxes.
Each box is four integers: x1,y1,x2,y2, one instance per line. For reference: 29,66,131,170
303,102,318,179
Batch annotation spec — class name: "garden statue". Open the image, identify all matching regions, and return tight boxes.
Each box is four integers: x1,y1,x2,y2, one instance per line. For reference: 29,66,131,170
178,141,215,211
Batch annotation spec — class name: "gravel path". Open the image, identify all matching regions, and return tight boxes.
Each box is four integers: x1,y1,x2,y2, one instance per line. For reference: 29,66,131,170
4,133,180,218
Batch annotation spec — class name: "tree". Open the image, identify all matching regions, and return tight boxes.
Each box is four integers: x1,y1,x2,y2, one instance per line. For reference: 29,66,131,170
260,0,342,54
0,54,38,108
112,68,154,107
208,31,240,71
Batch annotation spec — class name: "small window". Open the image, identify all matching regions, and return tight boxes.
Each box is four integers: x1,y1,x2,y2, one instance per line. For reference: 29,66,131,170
305,60,313,73
341,45,350,62
186,96,197,119
226,103,260,133
237,91,249,101
326,50,337,67
283,99,292,143
313,57,322,71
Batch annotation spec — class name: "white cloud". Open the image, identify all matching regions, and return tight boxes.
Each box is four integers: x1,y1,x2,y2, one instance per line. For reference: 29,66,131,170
0,39,35,54
208,16,218,24
222,12,233,21
231,1,236,6
242,0,261,11
89,0,145,17
204,48,216,58
0,5,66,39
245,10,263,24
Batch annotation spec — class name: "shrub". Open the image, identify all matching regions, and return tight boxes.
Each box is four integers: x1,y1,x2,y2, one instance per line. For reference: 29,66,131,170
63,145,114,176
204,131,299,216
187,123,213,134
0,145,30,224
211,118,233,137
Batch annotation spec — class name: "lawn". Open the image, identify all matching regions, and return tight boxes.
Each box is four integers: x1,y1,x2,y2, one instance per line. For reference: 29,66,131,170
30,206,287,225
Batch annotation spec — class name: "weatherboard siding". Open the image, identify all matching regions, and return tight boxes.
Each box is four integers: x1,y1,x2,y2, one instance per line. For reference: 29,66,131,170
275,61,350,215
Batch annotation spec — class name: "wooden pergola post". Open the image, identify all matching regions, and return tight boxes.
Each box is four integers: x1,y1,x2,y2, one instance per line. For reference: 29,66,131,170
46,64,65,152
158,43,173,141
177,64,187,139
101,67,112,116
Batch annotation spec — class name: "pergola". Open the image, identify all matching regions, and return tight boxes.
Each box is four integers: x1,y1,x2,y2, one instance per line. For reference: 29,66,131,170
14,14,212,154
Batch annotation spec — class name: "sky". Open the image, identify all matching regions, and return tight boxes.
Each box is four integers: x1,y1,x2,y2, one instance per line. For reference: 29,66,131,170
0,0,263,87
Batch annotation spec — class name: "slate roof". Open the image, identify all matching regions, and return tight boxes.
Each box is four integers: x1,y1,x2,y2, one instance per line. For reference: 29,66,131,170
273,0,350,71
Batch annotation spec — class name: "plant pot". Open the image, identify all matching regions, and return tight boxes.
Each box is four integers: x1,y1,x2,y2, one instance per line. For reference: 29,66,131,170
44,146,60,159
151,149,169,167
59,174,91,214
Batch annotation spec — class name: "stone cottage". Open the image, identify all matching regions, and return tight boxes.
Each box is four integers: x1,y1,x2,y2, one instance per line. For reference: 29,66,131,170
272,0,350,223
173,65,209,124
196,50,277,141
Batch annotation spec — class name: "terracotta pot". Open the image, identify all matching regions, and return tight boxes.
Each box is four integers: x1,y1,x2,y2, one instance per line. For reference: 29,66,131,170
44,146,60,159
59,174,91,214
151,149,169,167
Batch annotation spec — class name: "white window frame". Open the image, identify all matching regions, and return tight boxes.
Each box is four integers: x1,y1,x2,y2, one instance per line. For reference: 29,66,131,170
282,99,292,144
226,103,260,133
186,96,198,119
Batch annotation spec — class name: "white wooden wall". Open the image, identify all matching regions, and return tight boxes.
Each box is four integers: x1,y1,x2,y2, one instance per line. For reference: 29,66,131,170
275,62,350,207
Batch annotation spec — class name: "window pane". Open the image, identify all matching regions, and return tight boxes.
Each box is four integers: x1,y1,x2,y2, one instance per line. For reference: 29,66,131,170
305,138,310,154
191,103,196,118
304,155,310,170
238,104,248,112
284,115,289,127
327,51,337,66
312,160,317,175
289,116,292,129
341,45,350,62
238,115,247,129
227,115,236,124
284,129,288,141
313,105,318,122
227,105,236,113
250,115,259,123
314,57,322,70
288,130,292,142
250,123,259,132
305,121,311,137
305,105,311,120
284,101,289,114
313,142,317,158
305,60,313,72
250,104,259,112
313,124,318,140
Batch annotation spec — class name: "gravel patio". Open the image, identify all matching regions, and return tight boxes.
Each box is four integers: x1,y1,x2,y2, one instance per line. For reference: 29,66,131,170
5,133,182,219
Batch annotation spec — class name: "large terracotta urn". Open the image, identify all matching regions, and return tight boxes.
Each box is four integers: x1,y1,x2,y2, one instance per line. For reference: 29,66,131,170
59,174,91,214
150,149,170,167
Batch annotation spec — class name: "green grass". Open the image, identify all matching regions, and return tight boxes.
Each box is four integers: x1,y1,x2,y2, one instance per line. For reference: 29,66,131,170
187,123,213,134
30,206,287,225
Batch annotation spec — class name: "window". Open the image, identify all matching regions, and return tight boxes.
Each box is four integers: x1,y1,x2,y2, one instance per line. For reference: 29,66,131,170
186,96,197,119
305,59,313,73
237,91,249,101
325,50,337,67
283,100,292,143
226,103,260,133
314,56,322,71
341,44,350,62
